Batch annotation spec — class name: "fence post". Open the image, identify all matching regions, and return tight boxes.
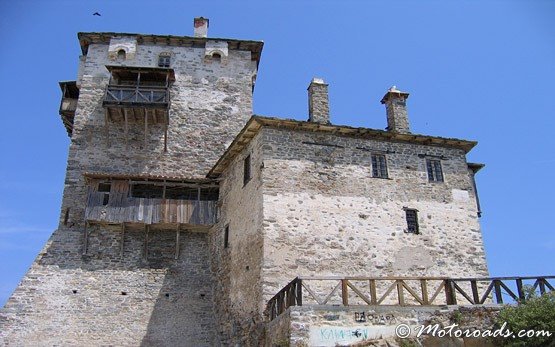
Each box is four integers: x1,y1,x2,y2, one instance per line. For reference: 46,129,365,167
493,280,503,304
445,279,457,305
296,278,303,306
341,279,349,306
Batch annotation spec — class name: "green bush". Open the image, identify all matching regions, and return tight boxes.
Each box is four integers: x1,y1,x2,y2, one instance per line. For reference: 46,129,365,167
493,291,555,346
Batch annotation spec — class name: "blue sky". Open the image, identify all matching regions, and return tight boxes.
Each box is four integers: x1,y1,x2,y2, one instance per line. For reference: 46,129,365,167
0,0,554,306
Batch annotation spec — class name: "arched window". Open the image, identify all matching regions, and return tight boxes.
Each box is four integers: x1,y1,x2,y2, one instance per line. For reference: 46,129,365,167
212,52,221,62
117,49,126,61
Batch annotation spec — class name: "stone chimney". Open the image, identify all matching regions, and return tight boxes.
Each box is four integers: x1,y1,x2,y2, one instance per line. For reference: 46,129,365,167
381,86,410,133
308,78,330,124
194,17,209,38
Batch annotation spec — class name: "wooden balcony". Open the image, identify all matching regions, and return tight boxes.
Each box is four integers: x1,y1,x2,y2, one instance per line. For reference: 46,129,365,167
85,193,217,226
59,81,79,137
84,178,218,227
103,85,169,109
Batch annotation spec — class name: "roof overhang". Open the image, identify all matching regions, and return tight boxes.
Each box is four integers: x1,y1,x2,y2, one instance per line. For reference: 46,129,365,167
83,172,218,185
207,116,478,178
78,32,264,67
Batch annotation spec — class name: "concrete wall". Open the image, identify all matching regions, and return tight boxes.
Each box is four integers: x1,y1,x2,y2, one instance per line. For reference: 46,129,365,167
210,132,265,345
259,127,488,302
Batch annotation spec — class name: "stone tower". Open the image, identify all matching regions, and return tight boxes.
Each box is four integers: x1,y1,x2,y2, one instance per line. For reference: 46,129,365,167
1,18,262,346
1,19,490,347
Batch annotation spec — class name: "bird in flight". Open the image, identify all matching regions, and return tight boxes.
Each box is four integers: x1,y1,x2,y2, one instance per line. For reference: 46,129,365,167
93,12,101,16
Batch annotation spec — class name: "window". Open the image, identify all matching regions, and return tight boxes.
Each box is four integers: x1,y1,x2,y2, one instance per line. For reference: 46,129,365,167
405,208,419,234
371,154,388,178
98,183,111,205
243,155,251,186
117,49,126,62
426,159,444,182
224,225,229,248
212,53,221,62
158,54,171,68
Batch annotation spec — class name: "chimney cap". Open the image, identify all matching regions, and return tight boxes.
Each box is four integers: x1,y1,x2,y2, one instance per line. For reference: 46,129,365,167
381,85,409,104
194,17,209,27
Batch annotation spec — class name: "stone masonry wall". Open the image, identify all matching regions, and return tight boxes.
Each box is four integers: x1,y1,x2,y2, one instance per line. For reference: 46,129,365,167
0,226,217,346
1,37,257,345
209,132,265,346
259,127,488,304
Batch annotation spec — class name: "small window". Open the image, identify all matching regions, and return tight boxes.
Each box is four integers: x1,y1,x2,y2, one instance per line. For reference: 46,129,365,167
405,208,419,234
98,183,111,205
212,53,221,62
243,155,251,186
426,159,444,182
117,49,126,62
371,154,388,178
224,225,229,249
158,54,171,68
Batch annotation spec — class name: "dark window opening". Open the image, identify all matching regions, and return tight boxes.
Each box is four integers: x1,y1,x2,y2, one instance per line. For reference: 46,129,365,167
212,53,221,62
165,186,198,200
224,225,229,249
64,208,70,225
131,184,164,199
405,209,419,234
117,49,126,61
426,159,444,182
243,155,252,186
371,154,388,178
98,183,111,205
158,55,171,68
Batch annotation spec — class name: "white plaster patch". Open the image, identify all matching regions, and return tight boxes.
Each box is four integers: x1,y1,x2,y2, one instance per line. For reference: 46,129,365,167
205,40,228,64
108,36,137,61
452,189,470,202
309,325,401,346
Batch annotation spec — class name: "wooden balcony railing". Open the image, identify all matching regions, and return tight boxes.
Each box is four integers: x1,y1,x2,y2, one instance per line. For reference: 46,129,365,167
85,192,217,226
103,85,169,108
266,276,555,321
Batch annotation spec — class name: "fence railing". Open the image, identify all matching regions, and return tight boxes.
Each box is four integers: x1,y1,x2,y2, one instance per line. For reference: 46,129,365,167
103,85,169,106
266,276,555,321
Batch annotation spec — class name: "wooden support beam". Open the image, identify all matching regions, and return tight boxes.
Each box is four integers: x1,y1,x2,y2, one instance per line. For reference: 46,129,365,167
124,109,129,150
144,108,148,148
143,224,149,259
104,109,110,147
83,221,89,255
421,280,429,305
120,223,125,258
396,280,405,306
369,279,377,305
164,111,168,153
175,224,180,260
471,280,480,304
341,279,348,306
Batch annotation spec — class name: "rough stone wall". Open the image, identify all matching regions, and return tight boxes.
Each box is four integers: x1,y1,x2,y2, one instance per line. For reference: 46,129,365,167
260,127,488,303
384,97,410,133
308,80,330,124
0,227,217,346
209,132,265,345
1,37,257,345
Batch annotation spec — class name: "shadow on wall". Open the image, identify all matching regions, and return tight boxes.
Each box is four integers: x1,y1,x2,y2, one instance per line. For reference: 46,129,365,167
8,225,219,346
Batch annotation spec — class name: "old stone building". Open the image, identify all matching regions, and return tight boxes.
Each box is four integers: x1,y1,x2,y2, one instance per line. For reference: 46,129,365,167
1,18,489,346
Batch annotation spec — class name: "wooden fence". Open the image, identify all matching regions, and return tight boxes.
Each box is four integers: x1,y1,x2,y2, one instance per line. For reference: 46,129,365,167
266,276,555,321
